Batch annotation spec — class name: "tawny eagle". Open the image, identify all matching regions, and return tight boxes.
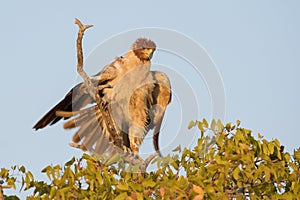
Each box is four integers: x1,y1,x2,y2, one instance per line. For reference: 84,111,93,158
33,38,171,156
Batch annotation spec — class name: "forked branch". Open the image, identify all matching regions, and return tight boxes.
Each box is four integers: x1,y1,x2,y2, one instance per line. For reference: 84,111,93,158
74,18,122,145
74,18,95,98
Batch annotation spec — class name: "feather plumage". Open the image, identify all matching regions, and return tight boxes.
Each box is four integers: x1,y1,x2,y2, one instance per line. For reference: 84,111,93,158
33,38,171,156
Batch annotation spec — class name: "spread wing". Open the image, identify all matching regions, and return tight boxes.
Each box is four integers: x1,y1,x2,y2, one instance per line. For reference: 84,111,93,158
33,60,120,130
57,105,115,154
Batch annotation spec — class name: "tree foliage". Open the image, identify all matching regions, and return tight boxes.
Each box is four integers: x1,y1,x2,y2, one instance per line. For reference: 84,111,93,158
1,120,300,199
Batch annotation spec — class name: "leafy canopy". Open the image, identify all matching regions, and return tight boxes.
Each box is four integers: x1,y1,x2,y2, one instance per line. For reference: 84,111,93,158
1,119,300,199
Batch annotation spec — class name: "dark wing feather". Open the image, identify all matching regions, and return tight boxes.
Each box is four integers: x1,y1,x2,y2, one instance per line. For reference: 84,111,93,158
33,60,120,130
33,83,93,130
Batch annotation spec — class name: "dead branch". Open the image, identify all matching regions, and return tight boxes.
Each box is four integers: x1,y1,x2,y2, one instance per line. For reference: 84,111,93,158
74,18,93,91
74,18,122,146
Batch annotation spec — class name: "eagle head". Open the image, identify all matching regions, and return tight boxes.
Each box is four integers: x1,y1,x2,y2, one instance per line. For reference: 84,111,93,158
132,38,156,61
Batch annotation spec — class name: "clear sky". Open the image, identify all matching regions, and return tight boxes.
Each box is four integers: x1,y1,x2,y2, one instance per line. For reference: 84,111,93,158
1,0,300,196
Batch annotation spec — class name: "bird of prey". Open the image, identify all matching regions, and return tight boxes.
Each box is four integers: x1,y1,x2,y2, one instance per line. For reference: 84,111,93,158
33,38,171,156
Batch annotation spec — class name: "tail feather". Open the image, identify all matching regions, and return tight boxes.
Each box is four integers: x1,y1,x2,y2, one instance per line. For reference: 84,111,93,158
72,112,96,142
81,123,101,151
67,105,112,154
63,107,94,129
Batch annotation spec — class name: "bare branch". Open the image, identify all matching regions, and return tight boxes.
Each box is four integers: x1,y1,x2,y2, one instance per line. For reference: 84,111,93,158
74,18,95,98
74,18,122,146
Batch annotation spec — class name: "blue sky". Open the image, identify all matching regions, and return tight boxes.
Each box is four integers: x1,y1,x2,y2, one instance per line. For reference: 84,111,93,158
1,0,300,196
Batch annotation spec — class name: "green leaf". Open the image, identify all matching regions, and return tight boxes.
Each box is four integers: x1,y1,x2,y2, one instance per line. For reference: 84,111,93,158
129,182,143,192
136,193,143,200
177,176,187,189
236,119,241,126
117,183,129,191
227,155,241,161
96,172,103,185
172,145,181,153
225,122,231,131
202,118,209,128
143,179,156,188
188,120,196,129
284,153,290,162
0,168,9,178
171,160,179,170
273,139,280,148
197,122,205,133
82,153,98,162
294,149,300,161
3,196,20,200
217,119,224,133
19,166,26,173
41,165,51,173
115,192,128,200
210,119,217,133
49,186,57,199
7,177,16,189
27,171,34,181
233,167,240,180
64,157,75,167
268,143,274,154
262,143,269,155
105,153,121,165
215,155,227,165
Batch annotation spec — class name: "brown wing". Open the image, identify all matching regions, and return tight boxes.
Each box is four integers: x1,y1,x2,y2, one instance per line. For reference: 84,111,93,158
33,60,120,130
33,83,92,130
150,71,172,157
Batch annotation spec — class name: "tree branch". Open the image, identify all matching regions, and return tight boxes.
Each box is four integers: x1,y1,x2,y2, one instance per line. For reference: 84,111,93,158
74,18,95,99
74,19,122,146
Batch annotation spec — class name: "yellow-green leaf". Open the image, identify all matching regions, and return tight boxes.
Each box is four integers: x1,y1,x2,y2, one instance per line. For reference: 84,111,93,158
172,145,181,153
210,119,217,132
233,167,240,180
225,122,231,131
115,192,128,200
217,119,224,133
188,120,196,129
197,122,205,133
202,118,209,128
117,183,129,191
105,153,121,165
143,179,156,188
